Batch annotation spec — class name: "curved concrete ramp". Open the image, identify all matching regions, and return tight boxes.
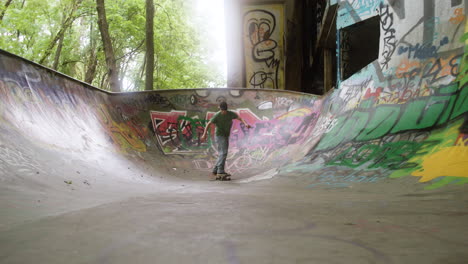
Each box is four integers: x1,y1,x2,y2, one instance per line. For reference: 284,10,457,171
1,49,466,187
0,45,467,263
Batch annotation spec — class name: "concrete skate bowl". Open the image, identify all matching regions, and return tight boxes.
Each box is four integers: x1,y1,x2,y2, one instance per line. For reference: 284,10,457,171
1,49,467,189
1,47,468,263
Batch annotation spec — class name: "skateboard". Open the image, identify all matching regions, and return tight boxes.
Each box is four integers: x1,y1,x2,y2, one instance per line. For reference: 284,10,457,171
210,173,231,181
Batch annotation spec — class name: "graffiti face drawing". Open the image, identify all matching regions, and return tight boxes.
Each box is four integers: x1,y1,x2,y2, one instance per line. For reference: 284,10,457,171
244,8,282,89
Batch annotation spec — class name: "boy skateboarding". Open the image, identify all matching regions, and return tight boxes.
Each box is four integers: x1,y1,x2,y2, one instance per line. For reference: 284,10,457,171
201,101,251,180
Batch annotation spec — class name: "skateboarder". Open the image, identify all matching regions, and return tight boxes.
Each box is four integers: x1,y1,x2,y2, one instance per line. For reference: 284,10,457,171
201,101,251,180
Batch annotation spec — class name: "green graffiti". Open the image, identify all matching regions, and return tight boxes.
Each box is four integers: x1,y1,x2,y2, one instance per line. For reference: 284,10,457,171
316,82,467,151
458,32,468,86
327,140,440,170
425,177,468,190
389,119,466,189
177,116,211,150
327,144,380,168
450,83,468,119
436,84,458,125
356,105,399,141
391,95,449,133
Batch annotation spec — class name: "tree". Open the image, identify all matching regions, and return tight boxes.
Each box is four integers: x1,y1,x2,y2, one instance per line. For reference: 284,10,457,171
95,0,120,92
0,0,224,91
0,0,14,21
145,0,154,91
39,0,83,67
84,22,99,84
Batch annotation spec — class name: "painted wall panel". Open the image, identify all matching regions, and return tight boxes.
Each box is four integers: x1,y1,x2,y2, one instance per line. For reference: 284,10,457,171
243,4,285,90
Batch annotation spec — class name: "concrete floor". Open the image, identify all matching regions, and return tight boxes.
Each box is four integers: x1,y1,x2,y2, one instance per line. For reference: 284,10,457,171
1,173,468,264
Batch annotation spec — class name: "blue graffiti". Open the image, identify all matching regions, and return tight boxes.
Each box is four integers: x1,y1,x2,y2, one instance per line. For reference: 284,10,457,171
398,36,450,60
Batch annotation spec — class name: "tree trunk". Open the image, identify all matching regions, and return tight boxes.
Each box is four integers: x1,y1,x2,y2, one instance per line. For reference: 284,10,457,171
85,24,99,84
0,0,13,21
39,0,82,65
52,31,65,70
140,52,147,79
15,0,26,38
145,0,154,91
96,0,121,92
85,48,98,84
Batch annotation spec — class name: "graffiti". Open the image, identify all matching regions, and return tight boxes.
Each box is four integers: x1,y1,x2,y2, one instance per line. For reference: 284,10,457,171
275,97,295,108
257,101,273,110
336,78,368,109
327,140,440,170
144,93,171,107
169,94,197,106
376,86,432,105
0,145,43,175
257,95,303,110
193,149,259,173
379,2,397,69
402,54,461,86
97,105,147,153
2,0,468,192
406,121,468,183
350,0,382,17
458,32,468,86
412,144,468,181
455,133,468,146
243,5,284,89
450,8,465,24
149,110,207,154
317,82,467,151
382,119,468,189
312,115,339,136
364,87,383,100
177,115,208,150
397,37,450,60
150,107,319,173
395,59,422,78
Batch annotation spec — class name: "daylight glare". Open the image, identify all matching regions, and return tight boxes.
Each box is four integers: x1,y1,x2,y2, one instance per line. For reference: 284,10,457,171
192,0,227,87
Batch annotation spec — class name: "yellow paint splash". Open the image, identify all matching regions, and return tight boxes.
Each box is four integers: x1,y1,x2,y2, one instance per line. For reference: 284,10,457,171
276,108,313,120
412,146,468,182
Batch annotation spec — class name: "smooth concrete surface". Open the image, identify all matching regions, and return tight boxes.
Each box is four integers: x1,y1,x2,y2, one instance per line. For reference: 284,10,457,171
1,175,468,264
1,0,468,261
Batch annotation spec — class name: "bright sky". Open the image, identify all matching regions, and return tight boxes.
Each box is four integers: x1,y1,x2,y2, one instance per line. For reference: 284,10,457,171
192,0,227,86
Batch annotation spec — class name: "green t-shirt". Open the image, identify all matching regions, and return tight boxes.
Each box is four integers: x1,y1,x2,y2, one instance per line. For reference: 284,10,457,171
210,111,238,137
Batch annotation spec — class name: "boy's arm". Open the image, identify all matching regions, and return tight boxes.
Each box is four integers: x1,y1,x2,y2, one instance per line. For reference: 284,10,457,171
201,121,212,140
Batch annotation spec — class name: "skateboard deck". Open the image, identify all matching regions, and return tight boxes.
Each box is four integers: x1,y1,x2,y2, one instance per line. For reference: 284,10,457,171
210,173,231,181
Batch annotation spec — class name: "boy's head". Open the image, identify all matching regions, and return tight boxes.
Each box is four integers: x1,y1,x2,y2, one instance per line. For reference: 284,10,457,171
219,101,228,111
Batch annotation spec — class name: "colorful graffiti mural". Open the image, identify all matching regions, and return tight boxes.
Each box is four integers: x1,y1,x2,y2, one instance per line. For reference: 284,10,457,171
243,4,285,90
323,0,468,189
0,0,467,191
149,106,319,172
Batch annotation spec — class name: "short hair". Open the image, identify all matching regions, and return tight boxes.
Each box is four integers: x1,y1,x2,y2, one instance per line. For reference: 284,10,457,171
219,101,228,110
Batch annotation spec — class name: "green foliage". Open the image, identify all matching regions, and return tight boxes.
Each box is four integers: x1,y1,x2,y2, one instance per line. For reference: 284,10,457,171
0,0,225,91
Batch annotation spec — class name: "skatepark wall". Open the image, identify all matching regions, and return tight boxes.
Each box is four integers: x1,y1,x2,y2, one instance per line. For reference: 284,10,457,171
0,50,323,182
304,0,468,189
0,0,467,190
